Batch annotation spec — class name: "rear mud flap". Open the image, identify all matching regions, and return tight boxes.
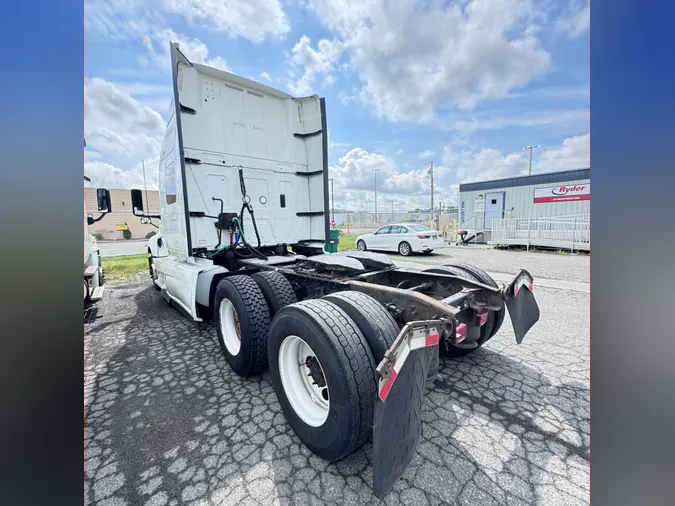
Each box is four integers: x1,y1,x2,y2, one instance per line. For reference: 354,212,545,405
373,346,434,498
372,318,440,499
506,271,540,343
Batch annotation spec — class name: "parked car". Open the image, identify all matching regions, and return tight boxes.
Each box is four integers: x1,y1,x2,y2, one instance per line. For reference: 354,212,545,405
356,223,445,256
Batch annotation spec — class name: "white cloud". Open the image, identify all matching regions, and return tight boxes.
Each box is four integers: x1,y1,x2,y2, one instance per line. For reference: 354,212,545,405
161,0,289,43
113,82,173,97
418,150,436,160
86,0,289,44
537,133,589,170
331,148,396,191
288,35,342,96
306,0,551,122
143,29,230,71
85,78,166,189
327,147,443,211
85,158,160,190
555,1,589,38
260,72,272,82
441,133,590,183
454,109,588,134
85,77,164,161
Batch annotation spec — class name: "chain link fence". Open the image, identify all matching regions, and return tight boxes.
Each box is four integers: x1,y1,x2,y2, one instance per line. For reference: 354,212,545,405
332,210,459,241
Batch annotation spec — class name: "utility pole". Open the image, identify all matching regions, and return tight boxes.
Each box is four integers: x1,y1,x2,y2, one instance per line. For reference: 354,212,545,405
372,169,379,223
429,161,434,229
142,159,149,213
522,145,541,175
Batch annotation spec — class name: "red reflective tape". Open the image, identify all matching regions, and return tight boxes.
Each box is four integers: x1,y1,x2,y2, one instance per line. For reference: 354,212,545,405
528,284,533,292
379,369,398,401
425,333,439,346
455,323,467,344
476,310,488,327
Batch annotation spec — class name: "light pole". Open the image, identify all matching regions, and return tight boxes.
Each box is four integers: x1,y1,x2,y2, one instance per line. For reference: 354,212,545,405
328,178,334,224
522,145,541,175
372,169,379,223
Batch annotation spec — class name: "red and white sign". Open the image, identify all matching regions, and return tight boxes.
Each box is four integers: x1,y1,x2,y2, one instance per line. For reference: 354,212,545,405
534,184,590,203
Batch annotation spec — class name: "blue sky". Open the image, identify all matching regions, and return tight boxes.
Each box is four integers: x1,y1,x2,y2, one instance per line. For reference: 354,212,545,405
85,0,589,211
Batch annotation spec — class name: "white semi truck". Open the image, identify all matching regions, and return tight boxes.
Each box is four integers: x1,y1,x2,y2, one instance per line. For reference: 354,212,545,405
114,43,540,497
84,139,109,306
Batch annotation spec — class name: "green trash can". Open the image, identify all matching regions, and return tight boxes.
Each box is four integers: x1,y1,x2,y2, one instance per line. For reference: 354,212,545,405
325,229,340,253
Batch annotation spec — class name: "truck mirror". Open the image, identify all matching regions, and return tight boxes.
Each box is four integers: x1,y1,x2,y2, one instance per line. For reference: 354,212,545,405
96,188,112,213
131,189,145,216
140,217,149,225
86,213,95,226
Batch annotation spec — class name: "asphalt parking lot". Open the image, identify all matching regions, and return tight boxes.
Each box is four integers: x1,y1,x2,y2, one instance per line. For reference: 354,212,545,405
85,250,590,506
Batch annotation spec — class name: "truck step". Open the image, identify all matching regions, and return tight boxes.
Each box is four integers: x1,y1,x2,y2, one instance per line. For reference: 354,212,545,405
90,286,105,301
84,265,98,277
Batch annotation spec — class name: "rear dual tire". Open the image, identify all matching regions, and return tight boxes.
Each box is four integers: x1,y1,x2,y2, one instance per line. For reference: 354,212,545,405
268,299,378,461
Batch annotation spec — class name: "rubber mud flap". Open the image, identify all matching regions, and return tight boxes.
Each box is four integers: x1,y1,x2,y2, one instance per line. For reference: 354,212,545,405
506,285,540,343
372,346,435,499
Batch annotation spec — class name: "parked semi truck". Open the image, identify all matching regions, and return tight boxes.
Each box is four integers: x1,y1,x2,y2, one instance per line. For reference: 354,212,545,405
84,139,111,306
117,43,540,497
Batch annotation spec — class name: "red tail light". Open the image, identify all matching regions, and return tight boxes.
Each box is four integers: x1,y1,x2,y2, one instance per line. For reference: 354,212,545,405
417,234,430,239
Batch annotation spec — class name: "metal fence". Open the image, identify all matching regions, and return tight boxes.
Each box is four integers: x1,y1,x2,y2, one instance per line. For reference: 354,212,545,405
490,214,590,252
334,210,457,237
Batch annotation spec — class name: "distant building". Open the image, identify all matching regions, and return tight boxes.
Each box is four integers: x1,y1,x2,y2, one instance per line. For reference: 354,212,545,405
84,188,160,241
458,168,590,243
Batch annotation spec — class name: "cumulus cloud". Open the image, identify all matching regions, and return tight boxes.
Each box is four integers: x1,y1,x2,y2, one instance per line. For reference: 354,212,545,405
85,159,160,190
143,29,230,71
418,150,435,160
537,133,589,171
288,36,342,96
86,0,289,44
555,1,589,38
85,78,165,188
306,0,551,122
441,133,590,183
85,77,164,161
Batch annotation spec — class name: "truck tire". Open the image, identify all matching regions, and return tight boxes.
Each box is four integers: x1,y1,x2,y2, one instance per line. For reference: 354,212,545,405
268,299,377,461
214,275,271,377
322,291,398,363
443,262,505,339
322,291,439,387
251,271,297,316
423,266,495,358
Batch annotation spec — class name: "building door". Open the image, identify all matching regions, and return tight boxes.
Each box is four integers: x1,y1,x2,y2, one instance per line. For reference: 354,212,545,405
484,192,505,228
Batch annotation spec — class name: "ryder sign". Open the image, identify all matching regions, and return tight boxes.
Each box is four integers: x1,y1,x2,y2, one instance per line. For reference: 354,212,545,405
534,183,590,203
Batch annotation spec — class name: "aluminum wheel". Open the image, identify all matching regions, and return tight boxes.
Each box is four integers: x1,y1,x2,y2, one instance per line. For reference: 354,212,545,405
219,298,241,356
357,240,366,251
399,241,411,256
278,335,330,427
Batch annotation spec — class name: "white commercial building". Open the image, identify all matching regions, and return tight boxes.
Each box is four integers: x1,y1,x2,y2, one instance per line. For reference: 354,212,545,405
458,168,590,250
